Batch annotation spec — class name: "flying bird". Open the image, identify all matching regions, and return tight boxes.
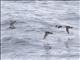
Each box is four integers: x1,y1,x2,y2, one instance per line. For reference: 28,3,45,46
55,25,63,28
9,20,16,29
10,20,16,25
65,26,73,34
43,31,53,39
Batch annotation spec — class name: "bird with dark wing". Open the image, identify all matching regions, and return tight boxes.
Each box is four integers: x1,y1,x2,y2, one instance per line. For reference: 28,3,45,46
65,26,73,34
43,31,53,39
10,20,16,25
55,25,63,28
9,20,16,29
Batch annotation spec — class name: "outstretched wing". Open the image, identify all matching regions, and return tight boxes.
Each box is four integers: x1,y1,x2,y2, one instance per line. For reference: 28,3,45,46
43,33,48,39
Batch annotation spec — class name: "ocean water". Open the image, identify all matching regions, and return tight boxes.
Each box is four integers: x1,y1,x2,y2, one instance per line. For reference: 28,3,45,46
1,1,80,60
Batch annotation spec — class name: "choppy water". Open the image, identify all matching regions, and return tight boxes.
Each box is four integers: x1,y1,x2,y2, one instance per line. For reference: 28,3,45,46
1,1,80,60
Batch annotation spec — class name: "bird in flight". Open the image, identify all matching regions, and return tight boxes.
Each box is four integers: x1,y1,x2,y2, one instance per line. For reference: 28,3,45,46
55,25,63,28
55,25,73,34
43,31,53,39
9,20,16,29
65,26,73,34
